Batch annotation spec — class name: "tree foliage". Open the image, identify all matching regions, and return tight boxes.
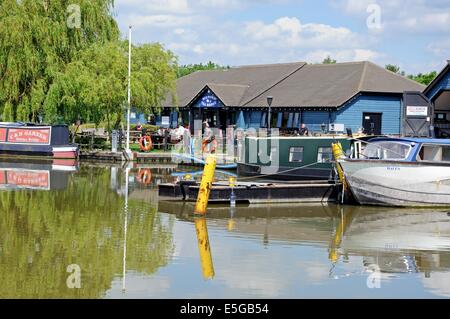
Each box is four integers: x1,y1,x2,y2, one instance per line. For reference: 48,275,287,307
0,0,118,122
408,71,438,86
177,61,229,78
385,64,437,86
0,0,178,127
322,56,337,64
44,41,177,129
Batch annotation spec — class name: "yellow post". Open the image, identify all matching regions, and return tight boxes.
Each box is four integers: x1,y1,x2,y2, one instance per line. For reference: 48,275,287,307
195,217,215,280
332,142,348,192
194,154,217,215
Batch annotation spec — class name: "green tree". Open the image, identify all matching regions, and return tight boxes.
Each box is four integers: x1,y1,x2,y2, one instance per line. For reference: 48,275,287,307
0,0,119,122
177,61,229,78
385,64,406,76
46,41,177,130
408,71,437,86
322,56,337,64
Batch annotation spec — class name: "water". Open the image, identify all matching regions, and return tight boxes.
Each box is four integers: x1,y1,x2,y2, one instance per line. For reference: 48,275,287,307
1,161,450,299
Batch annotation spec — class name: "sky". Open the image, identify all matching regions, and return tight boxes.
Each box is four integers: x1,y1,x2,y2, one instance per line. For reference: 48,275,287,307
113,0,450,74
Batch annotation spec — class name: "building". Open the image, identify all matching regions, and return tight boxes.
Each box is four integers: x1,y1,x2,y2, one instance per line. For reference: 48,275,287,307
163,61,425,135
424,60,450,138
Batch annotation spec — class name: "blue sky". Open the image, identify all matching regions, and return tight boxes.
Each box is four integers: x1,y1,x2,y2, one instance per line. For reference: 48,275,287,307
113,0,450,74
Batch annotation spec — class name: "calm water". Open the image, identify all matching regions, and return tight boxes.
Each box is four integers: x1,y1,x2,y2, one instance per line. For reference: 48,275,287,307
1,160,450,299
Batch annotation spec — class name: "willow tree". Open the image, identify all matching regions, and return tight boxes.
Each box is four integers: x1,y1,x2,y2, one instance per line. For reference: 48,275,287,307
0,0,119,122
46,41,178,129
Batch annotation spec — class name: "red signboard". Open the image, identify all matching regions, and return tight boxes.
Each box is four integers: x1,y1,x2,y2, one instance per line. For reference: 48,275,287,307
0,128,6,142
6,171,49,188
7,128,50,144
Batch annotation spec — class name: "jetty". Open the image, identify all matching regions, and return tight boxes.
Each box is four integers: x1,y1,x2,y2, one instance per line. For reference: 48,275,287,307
159,180,339,204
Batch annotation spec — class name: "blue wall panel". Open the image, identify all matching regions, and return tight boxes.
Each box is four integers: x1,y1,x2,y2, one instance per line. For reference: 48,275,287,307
302,111,330,132
334,94,402,135
248,111,263,128
426,69,450,101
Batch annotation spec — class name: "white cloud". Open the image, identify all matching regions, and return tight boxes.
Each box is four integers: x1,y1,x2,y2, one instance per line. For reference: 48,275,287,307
334,0,450,34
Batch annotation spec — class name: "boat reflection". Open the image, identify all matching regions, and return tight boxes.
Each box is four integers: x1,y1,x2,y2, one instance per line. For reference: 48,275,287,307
159,201,450,278
0,159,78,191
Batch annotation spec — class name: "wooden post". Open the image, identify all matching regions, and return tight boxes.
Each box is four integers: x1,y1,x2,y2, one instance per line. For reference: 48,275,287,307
194,154,217,215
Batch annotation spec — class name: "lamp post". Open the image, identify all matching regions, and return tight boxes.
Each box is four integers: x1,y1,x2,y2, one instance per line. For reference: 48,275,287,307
267,96,273,134
125,25,132,156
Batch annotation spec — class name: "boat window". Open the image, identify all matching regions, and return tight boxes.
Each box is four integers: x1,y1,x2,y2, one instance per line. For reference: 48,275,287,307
417,145,450,162
362,141,411,160
317,147,333,163
289,147,304,163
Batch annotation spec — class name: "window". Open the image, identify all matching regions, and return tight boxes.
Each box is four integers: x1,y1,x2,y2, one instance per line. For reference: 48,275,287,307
317,147,333,163
362,141,412,160
435,113,447,122
289,147,304,162
418,144,450,162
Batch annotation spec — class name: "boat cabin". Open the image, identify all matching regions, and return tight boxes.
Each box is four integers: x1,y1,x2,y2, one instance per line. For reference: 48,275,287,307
360,137,450,163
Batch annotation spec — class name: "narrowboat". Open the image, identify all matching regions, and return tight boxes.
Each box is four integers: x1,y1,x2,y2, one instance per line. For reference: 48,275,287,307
339,137,450,207
237,136,353,180
0,123,79,159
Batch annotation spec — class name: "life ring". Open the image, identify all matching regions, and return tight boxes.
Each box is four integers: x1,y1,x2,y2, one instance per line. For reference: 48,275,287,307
202,138,217,154
137,169,152,185
139,136,152,152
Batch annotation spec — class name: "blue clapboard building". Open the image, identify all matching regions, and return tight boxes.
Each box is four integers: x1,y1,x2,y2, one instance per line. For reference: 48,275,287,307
163,61,425,135
424,60,450,137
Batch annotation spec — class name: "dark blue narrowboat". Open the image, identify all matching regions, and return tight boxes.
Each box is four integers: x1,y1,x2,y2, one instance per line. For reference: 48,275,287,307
0,123,79,159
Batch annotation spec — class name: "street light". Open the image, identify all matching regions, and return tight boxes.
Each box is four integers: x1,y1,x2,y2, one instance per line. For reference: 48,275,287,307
267,96,273,132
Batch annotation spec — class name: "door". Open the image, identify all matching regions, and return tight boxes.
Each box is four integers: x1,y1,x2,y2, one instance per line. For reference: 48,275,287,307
363,113,382,135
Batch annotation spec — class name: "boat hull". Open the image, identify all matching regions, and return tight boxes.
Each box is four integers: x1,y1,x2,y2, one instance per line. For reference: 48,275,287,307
237,162,332,181
340,160,450,207
0,125,79,159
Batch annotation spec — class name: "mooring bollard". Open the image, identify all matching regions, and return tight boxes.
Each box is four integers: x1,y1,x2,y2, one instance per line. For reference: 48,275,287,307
195,217,215,280
194,154,217,215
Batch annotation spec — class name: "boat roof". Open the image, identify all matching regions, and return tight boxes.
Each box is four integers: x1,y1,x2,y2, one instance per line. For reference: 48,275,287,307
368,137,450,145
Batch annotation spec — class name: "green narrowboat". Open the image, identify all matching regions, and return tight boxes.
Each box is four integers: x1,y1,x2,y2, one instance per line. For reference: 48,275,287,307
237,136,352,181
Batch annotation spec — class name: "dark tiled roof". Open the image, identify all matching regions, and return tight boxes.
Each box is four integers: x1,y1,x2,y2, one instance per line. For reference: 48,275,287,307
166,61,425,108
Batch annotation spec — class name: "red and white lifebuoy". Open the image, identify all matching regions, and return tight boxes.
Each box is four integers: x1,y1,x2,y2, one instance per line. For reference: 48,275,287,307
139,136,152,152
137,169,152,185
202,138,217,154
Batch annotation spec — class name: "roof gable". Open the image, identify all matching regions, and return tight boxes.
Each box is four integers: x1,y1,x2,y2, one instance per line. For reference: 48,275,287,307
423,60,450,100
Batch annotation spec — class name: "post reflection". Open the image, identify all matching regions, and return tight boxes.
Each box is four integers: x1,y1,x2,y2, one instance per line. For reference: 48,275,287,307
194,217,215,280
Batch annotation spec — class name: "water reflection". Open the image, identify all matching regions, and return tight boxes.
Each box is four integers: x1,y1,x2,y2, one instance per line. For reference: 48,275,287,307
0,159,78,191
0,161,174,298
159,201,450,293
194,217,215,280
2,161,450,298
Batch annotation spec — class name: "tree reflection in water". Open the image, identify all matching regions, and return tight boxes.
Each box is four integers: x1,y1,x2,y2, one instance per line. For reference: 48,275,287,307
0,166,174,298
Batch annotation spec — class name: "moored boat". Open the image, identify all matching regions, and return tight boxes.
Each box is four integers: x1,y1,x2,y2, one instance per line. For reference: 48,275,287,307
237,135,353,181
339,137,450,207
0,123,79,159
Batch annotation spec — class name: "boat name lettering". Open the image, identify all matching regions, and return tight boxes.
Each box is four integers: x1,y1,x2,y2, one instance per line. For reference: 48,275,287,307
7,128,50,144
387,167,400,171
